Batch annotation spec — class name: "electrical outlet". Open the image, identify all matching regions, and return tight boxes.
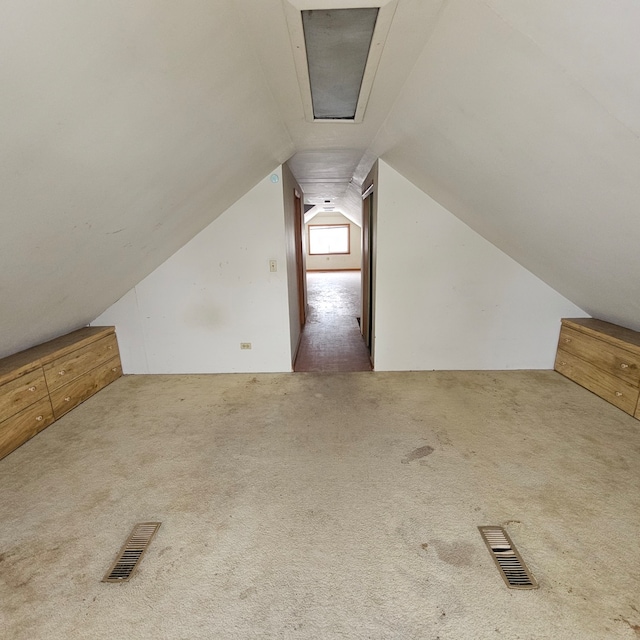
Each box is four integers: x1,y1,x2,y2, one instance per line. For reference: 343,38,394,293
240,342,252,350
269,259,277,272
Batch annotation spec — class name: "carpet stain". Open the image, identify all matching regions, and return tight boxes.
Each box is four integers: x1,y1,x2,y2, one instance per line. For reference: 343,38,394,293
616,617,640,636
240,586,257,600
626,620,640,636
401,445,434,464
433,540,475,567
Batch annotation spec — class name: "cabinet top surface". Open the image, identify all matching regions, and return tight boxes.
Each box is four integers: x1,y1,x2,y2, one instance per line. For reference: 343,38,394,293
0,327,115,385
562,318,640,354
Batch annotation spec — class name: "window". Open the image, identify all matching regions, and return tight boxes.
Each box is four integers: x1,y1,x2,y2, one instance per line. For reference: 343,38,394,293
308,224,350,255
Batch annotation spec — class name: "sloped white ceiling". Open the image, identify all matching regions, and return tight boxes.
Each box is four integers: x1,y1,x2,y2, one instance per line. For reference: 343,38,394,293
373,0,640,331
0,1,293,357
2,0,640,357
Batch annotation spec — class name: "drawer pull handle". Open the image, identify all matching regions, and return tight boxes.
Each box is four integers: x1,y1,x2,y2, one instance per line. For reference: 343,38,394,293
108,346,113,350
58,370,66,376
560,361,566,366
563,338,571,343
64,396,71,402
620,363,629,369
112,368,118,372
28,386,36,392
615,391,623,397
35,415,43,421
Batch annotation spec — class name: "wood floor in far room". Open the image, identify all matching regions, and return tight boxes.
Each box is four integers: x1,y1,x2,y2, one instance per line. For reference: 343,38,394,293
294,270,372,372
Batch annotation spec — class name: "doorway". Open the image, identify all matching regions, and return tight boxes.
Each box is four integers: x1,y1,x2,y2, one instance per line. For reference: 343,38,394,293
293,207,372,372
294,192,306,329
361,190,375,357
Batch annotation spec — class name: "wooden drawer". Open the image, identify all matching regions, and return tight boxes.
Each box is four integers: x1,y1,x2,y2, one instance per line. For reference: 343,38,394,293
0,367,48,423
562,318,640,355
555,348,639,415
0,397,55,460
50,356,122,419
558,325,640,386
44,332,119,392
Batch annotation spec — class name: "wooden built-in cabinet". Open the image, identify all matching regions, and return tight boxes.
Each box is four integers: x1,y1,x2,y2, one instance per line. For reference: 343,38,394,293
0,327,122,460
555,318,640,419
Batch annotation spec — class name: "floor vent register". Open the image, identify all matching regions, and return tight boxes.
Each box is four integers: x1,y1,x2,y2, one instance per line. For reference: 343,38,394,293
478,526,538,590
103,522,161,583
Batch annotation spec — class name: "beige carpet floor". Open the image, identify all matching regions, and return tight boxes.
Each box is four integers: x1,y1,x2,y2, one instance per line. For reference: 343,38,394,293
1,371,639,639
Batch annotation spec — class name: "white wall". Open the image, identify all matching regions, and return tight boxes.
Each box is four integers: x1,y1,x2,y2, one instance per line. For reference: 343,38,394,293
373,161,588,371
305,212,362,271
94,161,589,374
93,169,293,373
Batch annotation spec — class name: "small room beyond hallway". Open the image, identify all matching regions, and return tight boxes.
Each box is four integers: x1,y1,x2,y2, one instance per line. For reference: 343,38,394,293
294,270,372,372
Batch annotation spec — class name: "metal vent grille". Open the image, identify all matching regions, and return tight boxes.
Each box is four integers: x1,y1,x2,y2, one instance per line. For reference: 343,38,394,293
478,526,538,589
102,522,161,583
302,8,379,120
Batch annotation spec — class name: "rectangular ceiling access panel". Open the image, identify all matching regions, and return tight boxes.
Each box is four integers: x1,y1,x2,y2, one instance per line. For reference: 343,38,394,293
302,8,379,120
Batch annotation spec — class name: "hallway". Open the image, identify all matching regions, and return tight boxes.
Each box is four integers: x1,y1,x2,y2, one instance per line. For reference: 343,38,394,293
294,271,372,372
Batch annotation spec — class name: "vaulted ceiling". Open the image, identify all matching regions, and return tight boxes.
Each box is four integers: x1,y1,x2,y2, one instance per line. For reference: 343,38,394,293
1,0,640,357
